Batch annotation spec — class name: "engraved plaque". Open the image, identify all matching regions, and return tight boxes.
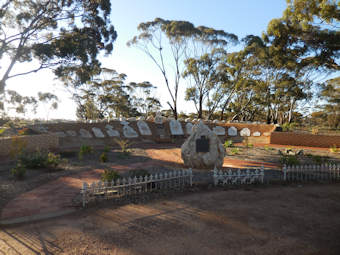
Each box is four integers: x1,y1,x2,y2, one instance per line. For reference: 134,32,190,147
196,135,210,152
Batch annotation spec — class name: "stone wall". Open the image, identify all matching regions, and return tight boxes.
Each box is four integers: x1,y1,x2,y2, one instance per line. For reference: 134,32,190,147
0,134,59,157
270,132,340,148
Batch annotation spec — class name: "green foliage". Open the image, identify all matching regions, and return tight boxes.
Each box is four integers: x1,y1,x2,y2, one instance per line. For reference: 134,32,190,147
307,154,329,165
10,162,26,180
129,169,151,178
230,148,240,155
224,140,233,148
280,155,300,166
114,138,132,154
0,0,117,93
264,145,274,151
9,136,27,159
99,152,108,163
78,145,93,160
0,128,5,136
18,150,63,169
282,122,296,132
329,145,339,153
101,169,120,183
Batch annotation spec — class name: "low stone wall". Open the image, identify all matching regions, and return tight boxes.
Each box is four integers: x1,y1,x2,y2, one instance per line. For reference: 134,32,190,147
270,132,340,148
0,134,59,157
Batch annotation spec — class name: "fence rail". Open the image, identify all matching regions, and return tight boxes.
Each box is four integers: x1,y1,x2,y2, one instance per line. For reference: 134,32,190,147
283,164,340,182
213,166,264,186
81,169,193,207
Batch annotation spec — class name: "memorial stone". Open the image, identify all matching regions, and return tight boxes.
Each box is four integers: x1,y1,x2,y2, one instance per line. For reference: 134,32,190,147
123,124,138,138
79,128,93,138
240,128,250,137
154,112,164,124
185,122,194,135
105,125,120,137
169,119,184,135
253,131,261,137
66,130,77,137
137,120,152,136
227,126,237,136
213,126,226,136
92,127,105,138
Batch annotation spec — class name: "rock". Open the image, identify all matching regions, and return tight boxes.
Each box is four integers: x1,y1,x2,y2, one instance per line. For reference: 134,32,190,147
240,128,250,137
181,121,226,169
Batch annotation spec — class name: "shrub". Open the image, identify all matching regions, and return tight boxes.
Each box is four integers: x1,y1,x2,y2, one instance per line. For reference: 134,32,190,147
280,155,300,166
101,169,120,182
99,152,108,163
19,150,63,169
129,169,150,178
230,148,240,155
311,127,319,135
78,145,93,160
46,152,64,168
329,145,338,153
114,138,132,153
264,145,274,151
282,122,296,132
9,136,27,159
0,128,5,136
10,162,26,180
224,140,233,148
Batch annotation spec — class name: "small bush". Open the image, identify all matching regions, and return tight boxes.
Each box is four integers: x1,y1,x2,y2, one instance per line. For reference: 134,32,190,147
129,169,150,178
78,145,93,160
224,140,233,148
307,154,330,164
19,150,63,169
99,152,108,163
0,128,5,136
329,145,338,153
101,169,120,182
114,138,132,153
282,122,296,132
9,136,27,159
264,145,274,151
311,127,319,135
10,162,26,180
280,155,300,166
230,148,240,155
103,145,111,153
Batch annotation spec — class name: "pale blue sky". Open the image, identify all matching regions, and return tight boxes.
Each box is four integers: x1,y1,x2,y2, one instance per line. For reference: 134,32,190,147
5,0,287,120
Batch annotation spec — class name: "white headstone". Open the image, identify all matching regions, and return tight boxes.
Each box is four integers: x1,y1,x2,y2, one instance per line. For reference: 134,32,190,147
185,122,194,135
240,128,250,137
79,128,93,138
137,120,152,136
154,112,163,124
169,119,184,135
66,130,77,137
105,125,120,137
213,126,226,136
54,131,66,137
92,127,105,138
227,126,237,136
123,124,138,138
253,131,261,137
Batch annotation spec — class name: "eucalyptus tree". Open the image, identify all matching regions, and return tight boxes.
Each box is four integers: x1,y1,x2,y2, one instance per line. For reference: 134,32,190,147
127,18,237,119
0,0,117,93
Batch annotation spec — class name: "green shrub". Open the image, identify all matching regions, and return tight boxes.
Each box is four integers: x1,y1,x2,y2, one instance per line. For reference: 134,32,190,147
0,128,5,136
230,148,240,155
114,138,132,153
10,162,26,180
19,150,63,169
282,122,296,132
99,152,108,163
103,145,111,153
264,145,274,151
329,145,338,153
224,140,233,148
101,169,120,182
78,145,93,160
307,154,329,164
280,155,300,166
129,169,150,178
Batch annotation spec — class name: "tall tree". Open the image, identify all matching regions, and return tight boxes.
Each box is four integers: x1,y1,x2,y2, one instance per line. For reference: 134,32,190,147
127,18,237,119
0,0,117,93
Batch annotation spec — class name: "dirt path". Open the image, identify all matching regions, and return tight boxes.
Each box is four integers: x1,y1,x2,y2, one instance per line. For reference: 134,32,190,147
1,184,339,255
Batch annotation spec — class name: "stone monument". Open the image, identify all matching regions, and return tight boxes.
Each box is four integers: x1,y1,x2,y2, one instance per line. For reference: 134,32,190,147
181,121,226,168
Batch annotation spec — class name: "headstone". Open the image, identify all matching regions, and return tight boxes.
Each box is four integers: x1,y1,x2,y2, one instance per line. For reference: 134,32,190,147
128,117,136,121
213,126,225,136
92,127,105,138
137,120,152,136
154,112,164,124
227,126,237,136
169,119,184,135
263,132,271,136
186,122,194,135
240,128,250,137
253,131,261,137
105,125,120,137
53,131,66,137
181,121,226,168
66,130,77,137
123,124,138,138
79,128,93,138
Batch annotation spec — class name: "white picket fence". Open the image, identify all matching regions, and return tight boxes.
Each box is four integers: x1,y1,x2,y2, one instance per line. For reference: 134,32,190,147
283,164,340,182
81,169,193,207
213,166,264,186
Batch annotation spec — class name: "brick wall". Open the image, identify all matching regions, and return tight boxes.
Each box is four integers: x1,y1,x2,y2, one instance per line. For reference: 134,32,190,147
0,134,59,157
270,132,340,148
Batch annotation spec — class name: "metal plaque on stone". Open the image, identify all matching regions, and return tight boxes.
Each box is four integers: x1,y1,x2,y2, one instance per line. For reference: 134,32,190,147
196,135,210,153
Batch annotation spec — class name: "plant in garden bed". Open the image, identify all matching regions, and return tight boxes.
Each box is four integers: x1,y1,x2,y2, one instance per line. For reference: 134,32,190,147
99,152,108,163
264,145,274,151
306,154,330,164
329,145,338,153
78,145,93,160
224,140,233,148
280,155,300,166
101,169,121,182
10,162,26,180
230,148,240,155
114,138,133,158
9,136,27,159
18,150,65,170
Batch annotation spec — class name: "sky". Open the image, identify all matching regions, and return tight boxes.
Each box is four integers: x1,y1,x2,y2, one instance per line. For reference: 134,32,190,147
4,0,288,120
